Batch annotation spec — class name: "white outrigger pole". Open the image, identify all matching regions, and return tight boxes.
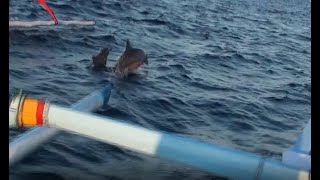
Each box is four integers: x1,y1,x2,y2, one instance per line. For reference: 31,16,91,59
9,84,112,166
9,20,95,28
9,90,310,180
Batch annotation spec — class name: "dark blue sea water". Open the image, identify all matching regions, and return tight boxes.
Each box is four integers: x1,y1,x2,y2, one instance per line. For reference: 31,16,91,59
9,0,310,179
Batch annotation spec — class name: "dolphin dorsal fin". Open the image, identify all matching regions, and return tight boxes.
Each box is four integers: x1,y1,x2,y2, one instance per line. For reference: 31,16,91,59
126,39,132,50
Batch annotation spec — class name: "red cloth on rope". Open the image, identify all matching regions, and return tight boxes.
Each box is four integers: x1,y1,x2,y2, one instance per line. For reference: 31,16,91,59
37,0,58,25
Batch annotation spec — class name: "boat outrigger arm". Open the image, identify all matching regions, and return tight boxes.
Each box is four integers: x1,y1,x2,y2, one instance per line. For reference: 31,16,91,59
282,119,311,171
9,89,311,180
9,20,95,27
9,84,112,166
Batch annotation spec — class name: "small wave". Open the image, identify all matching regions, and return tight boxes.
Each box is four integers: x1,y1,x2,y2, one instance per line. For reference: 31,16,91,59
51,4,77,12
141,19,168,25
139,10,150,15
230,120,255,132
156,66,171,72
263,94,309,105
101,106,132,120
190,81,233,92
203,53,220,60
87,34,116,42
169,64,191,74
9,69,30,79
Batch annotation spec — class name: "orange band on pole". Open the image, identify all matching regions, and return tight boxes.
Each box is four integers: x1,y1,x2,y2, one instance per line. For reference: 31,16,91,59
18,98,39,127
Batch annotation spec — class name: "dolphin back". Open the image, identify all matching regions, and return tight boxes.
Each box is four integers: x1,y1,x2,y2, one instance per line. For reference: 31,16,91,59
126,39,132,50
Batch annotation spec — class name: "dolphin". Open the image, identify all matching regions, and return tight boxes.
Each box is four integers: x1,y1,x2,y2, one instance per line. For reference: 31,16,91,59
113,40,148,76
92,47,112,71
91,40,148,76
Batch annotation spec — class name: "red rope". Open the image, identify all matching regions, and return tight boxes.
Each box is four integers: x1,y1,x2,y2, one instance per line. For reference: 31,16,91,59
37,0,58,25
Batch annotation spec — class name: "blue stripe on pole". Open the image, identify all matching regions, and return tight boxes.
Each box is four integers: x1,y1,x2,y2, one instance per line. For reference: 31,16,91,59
156,133,261,180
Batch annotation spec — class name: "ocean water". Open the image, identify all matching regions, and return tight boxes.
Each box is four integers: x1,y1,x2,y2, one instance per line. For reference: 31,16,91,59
9,0,310,179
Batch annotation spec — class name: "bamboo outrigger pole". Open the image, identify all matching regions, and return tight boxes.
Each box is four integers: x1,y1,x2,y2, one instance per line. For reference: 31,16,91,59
9,20,96,27
9,91,310,180
9,84,112,166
